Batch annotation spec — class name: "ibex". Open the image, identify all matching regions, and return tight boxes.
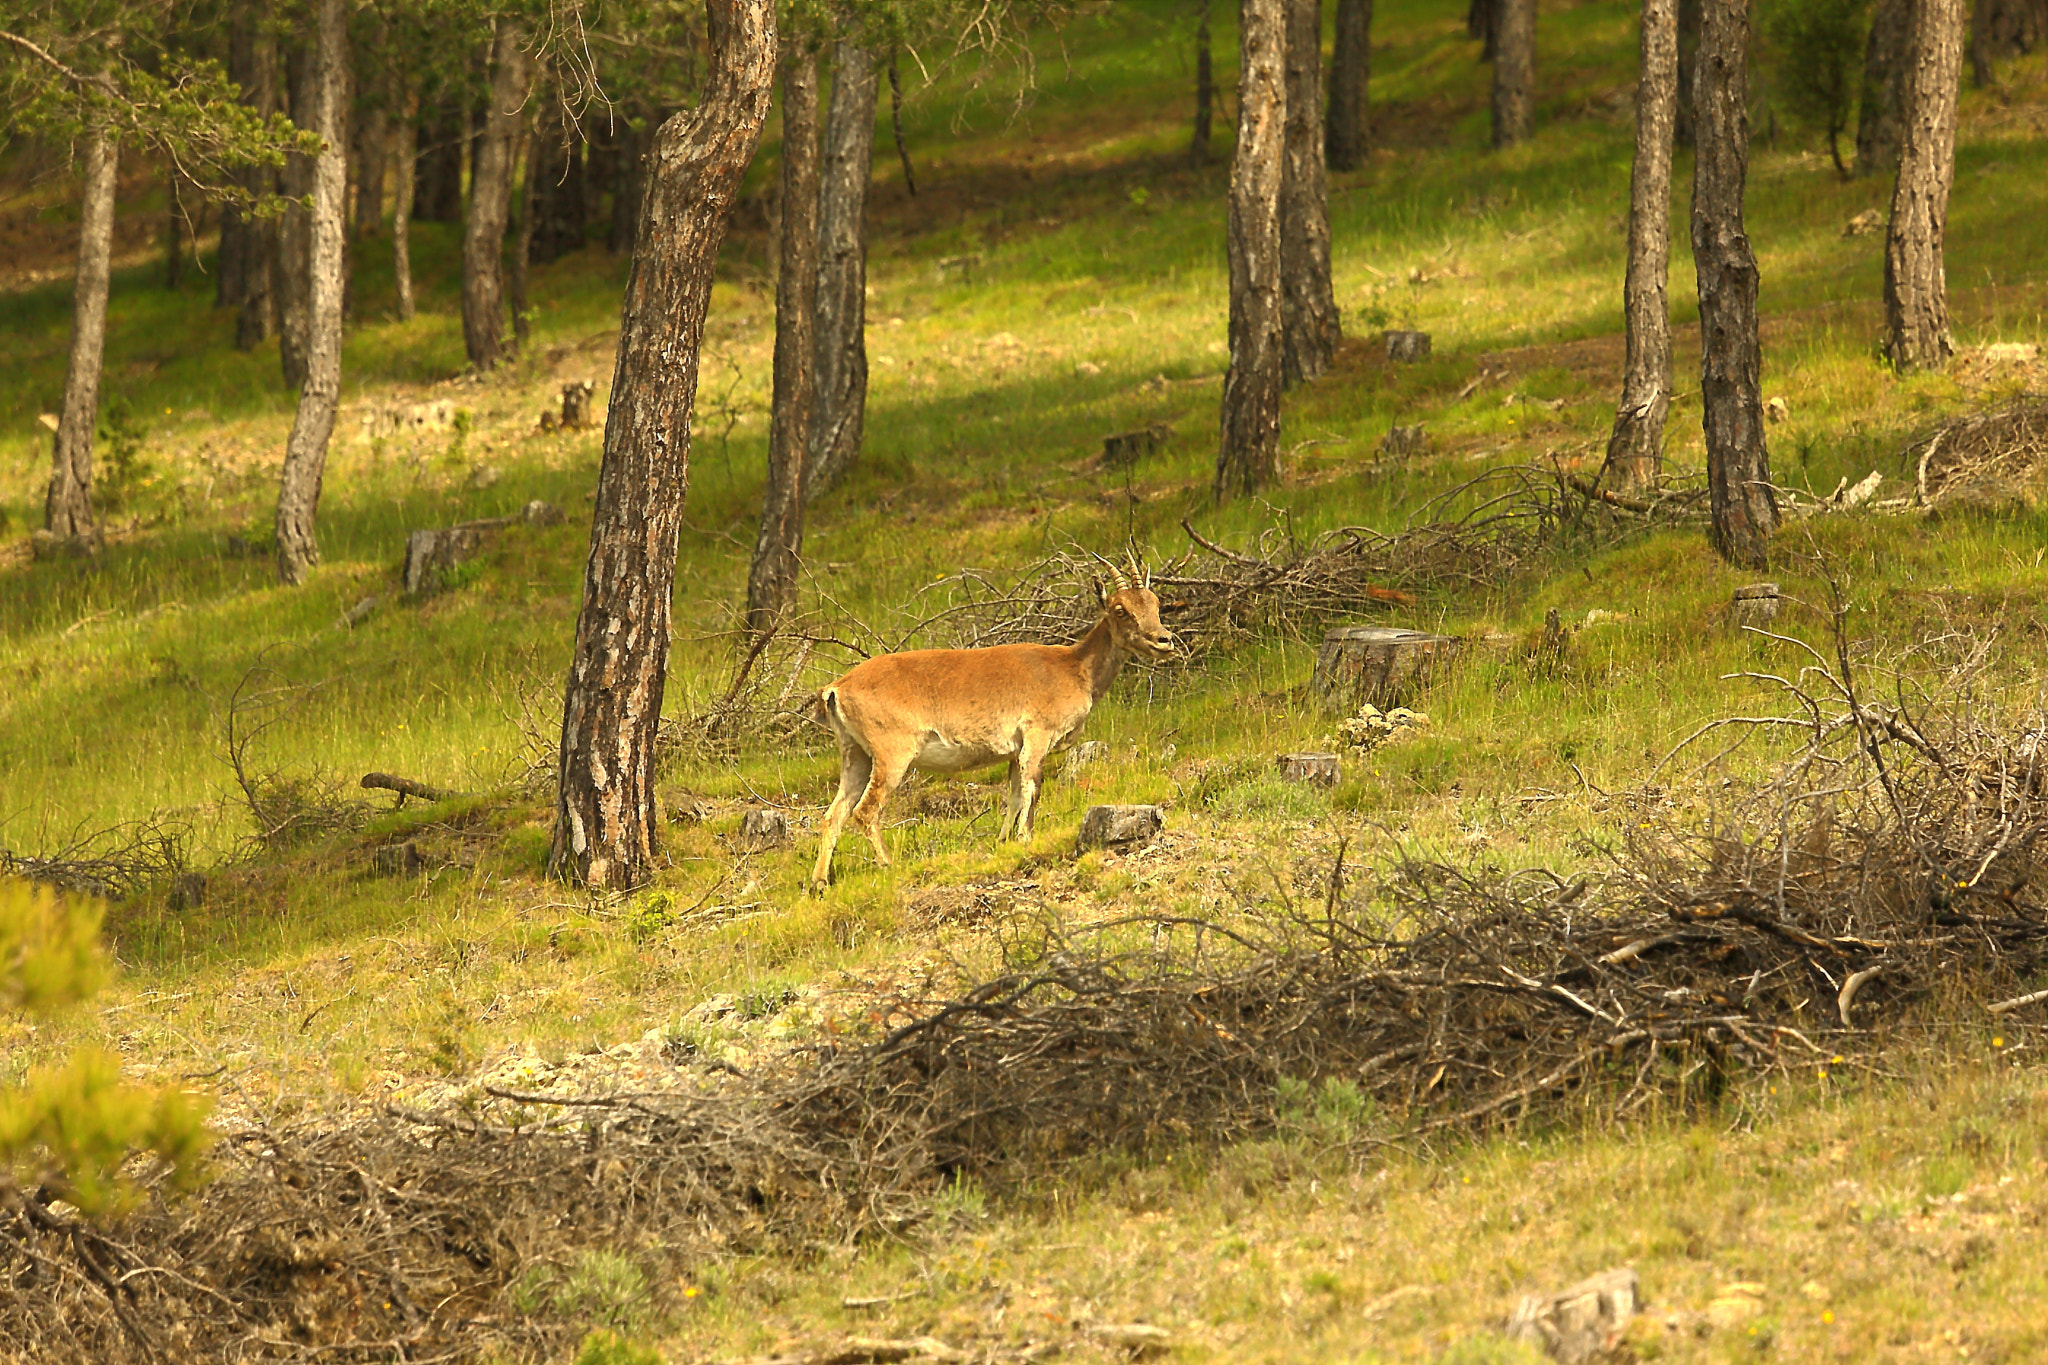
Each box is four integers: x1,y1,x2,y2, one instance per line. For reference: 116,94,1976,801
811,557,1175,887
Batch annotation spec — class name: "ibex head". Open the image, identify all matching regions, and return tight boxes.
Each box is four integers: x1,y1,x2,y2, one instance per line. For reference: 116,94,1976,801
1091,550,1173,662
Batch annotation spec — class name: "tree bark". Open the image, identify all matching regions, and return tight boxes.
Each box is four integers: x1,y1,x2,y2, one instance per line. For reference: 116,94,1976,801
45,127,117,546
462,21,531,371
1326,0,1371,170
274,0,348,586
530,101,588,263
509,115,536,352
888,54,916,194
1217,0,1286,499
553,0,775,890
1469,0,1500,60
1603,0,1679,490
1491,0,1536,147
748,51,820,637
1858,0,1913,175
601,107,647,254
1883,0,1964,373
276,38,315,392
234,26,280,349
415,98,464,222
805,39,879,499
393,89,418,321
1675,0,1700,145
1281,0,1340,386
1692,0,1777,569
1192,0,1214,164
354,90,388,237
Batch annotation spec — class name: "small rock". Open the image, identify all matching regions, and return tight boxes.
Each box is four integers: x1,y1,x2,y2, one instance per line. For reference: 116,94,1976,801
1765,396,1789,424
403,526,485,594
560,380,596,429
1086,1324,1173,1357
1101,422,1171,467
1075,805,1163,853
1506,1266,1641,1364
1384,329,1432,363
1275,752,1341,787
1732,581,1781,629
1075,360,1103,377
735,809,791,853
1067,740,1109,771
466,465,502,491
340,596,381,629
521,499,563,526
1843,208,1884,237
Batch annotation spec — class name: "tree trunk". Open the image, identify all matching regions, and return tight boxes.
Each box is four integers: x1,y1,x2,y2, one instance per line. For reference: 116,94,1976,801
1281,0,1340,386
602,107,647,254
1603,0,1679,490
510,115,536,351
1217,0,1286,499
1192,0,1214,164
888,53,917,194
276,38,315,392
1326,0,1371,170
1469,0,1500,60
1692,0,1777,569
393,90,418,321
1675,0,1700,145
354,92,388,237
1858,0,1913,175
462,21,531,371
274,0,348,586
415,99,464,222
530,107,588,264
1491,0,1535,147
553,0,776,890
235,27,280,349
806,40,879,499
163,171,186,289
748,51,820,637
45,128,117,546
1884,0,1964,372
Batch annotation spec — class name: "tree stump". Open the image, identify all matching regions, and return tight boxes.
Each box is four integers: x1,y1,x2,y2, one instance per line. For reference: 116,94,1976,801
1275,752,1341,786
1379,424,1427,457
560,379,595,429
736,809,791,852
1506,1266,1640,1365
1100,421,1171,468
1075,805,1163,853
521,499,563,526
169,872,208,912
402,526,487,594
1067,740,1109,771
1313,627,1461,713
371,842,426,877
1732,582,1780,629
1383,330,1432,362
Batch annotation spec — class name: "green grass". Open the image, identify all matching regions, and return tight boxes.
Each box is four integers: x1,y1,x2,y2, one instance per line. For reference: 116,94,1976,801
6,1,2048,1358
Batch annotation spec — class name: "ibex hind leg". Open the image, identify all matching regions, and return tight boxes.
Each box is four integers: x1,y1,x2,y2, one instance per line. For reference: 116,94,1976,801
812,742,873,888
998,756,1022,840
852,745,917,869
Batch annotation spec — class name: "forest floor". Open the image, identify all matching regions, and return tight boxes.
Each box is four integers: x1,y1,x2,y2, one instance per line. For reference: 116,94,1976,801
6,1,2048,1361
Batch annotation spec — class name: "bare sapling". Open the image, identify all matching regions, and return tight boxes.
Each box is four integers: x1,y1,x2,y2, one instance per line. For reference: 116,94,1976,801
812,555,1176,887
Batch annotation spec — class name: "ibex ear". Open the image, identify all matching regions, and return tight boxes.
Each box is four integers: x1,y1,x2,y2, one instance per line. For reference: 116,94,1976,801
1091,576,1107,606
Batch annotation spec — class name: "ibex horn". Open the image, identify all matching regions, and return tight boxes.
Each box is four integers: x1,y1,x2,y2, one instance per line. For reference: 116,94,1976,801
1091,550,1130,590
1125,548,1149,590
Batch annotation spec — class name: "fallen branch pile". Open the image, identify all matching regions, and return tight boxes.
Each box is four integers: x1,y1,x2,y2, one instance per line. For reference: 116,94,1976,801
1910,395,2048,511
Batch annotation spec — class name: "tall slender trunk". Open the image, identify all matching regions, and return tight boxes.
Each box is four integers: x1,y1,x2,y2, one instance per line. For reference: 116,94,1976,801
415,99,464,221
354,93,388,237
276,39,316,391
1281,0,1340,386
1675,0,1700,145
235,28,280,349
1469,0,1500,59
274,0,348,586
1693,0,1776,569
462,21,531,371
1603,0,1679,490
1883,0,1965,373
393,90,418,320
1217,0,1287,499
1326,0,1372,170
163,171,186,289
805,40,879,499
1192,0,1214,164
887,53,916,194
553,0,776,890
604,106,646,254
1491,0,1536,147
45,128,117,546
1858,0,1913,175
509,114,536,352
748,52,820,637
530,104,589,264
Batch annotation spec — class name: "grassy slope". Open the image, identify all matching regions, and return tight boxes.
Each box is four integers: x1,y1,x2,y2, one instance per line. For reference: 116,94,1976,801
3,0,2048,1358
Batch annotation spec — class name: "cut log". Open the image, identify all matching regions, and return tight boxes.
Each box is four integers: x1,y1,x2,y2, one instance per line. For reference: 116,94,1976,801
736,808,791,852
1506,1266,1640,1364
1275,752,1341,786
1732,581,1781,630
1313,626,1461,713
1075,804,1163,853
1383,330,1432,362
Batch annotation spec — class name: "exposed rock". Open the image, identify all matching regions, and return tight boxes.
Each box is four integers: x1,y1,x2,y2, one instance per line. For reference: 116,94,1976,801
736,809,791,852
1384,329,1432,363
1506,1266,1641,1364
1076,805,1163,853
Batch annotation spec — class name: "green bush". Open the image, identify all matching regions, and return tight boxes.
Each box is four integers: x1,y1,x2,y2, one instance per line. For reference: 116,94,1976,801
1762,0,1871,175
